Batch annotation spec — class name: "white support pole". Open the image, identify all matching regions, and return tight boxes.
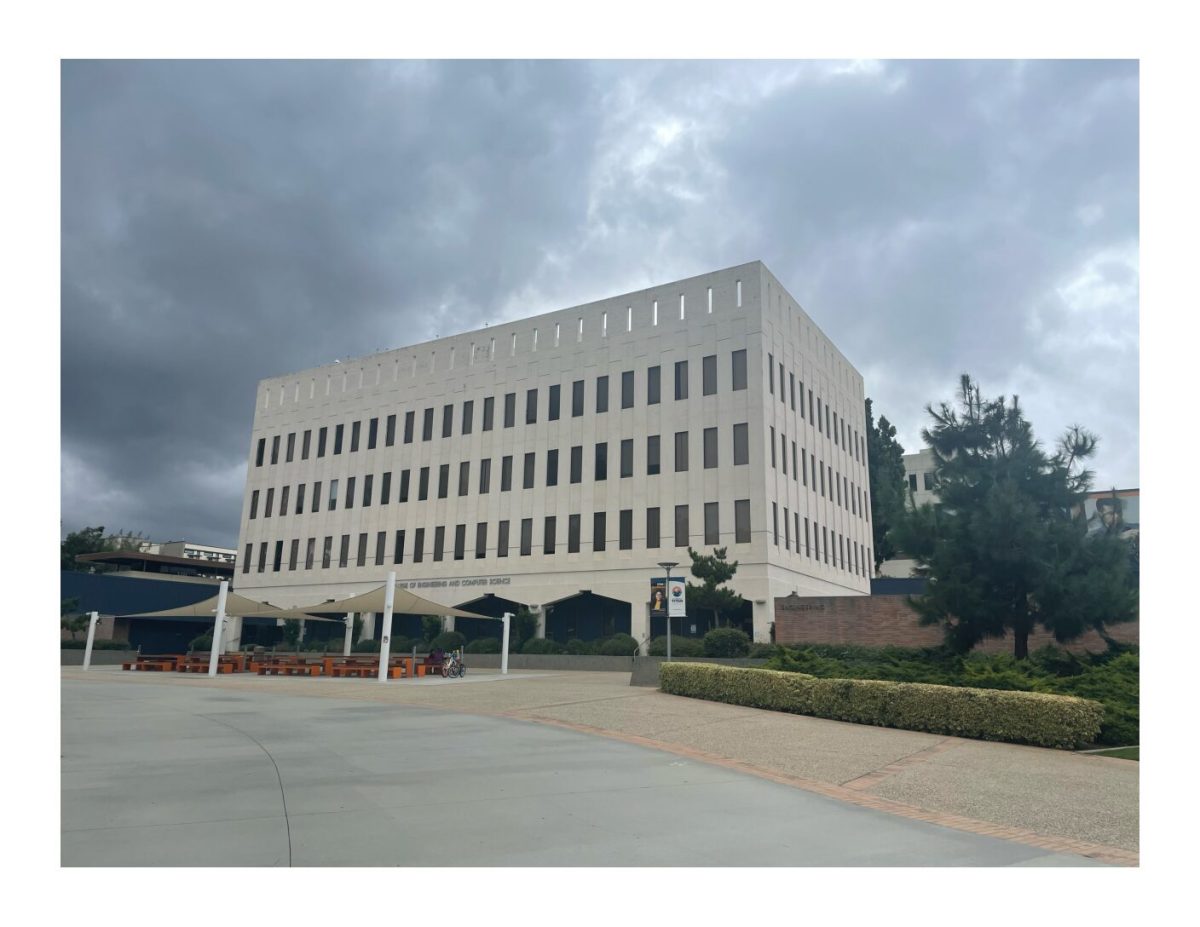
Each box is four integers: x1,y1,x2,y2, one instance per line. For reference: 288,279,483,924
208,580,229,677
82,611,99,671
377,573,396,683
343,613,355,656
501,612,512,675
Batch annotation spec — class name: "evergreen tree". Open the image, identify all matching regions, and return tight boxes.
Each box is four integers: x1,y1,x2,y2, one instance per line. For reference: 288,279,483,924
61,526,110,571
684,547,744,629
865,398,907,573
891,375,1136,659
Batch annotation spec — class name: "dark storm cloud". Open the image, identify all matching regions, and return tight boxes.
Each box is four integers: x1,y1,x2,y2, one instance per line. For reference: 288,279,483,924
61,60,1139,547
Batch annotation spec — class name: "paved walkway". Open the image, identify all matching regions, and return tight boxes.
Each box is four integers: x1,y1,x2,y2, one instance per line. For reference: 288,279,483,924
61,667,1138,865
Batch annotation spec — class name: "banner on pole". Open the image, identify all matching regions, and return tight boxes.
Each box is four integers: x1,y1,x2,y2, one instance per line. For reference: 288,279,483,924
668,577,686,618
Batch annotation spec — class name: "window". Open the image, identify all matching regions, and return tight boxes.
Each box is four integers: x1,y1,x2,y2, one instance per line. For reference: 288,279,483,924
833,412,839,445
732,349,747,390
306,537,315,570
826,404,831,436
570,446,582,483
356,533,368,567
312,481,322,513
568,514,581,553
497,521,510,558
781,433,788,474
923,472,935,491
594,442,607,481
548,385,560,421
404,411,414,444
544,516,556,555
433,465,447,499
735,500,751,543
646,507,661,549
454,524,466,561
620,439,633,478
295,483,306,514
704,502,719,545
462,400,474,435
546,449,559,486
519,518,533,556
413,528,425,563
792,442,798,481
385,415,396,447
271,435,280,464
250,490,259,519
784,507,791,549
399,470,410,503
318,426,328,457
422,408,433,441
804,518,811,557
278,485,290,517
596,375,608,414
572,380,584,417
733,424,749,465
820,463,825,497
501,455,513,492
433,526,445,562
647,435,661,475
322,536,332,569
674,504,689,547
272,540,283,572
361,419,371,451
796,513,801,555
909,473,918,492
619,509,633,550
375,531,386,566
836,473,842,506
458,461,470,496
418,467,429,501
621,370,634,409
442,404,453,438
674,360,688,400
808,389,814,423
770,426,776,468
362,475,373,507
823,526,830,564
334,424,344,454
286,432,296,462
523,452,535,489
344,477,355,509
339,534,350,568
736,279,742,306
243,543,252,573
302,430,311,459
768,353,774,394
773,502,779,546
503,392,515,428
703,427,718,468
674,431,688,471
480,459,492,494
647,365,661,405
483,396,495,431
810,453,815,488
328,480,338,511
255,438,265,467
593,512,606,552
779,363,786,405
702,355,717,395
475,523,487,559
789,373,796,410
526,388,538,425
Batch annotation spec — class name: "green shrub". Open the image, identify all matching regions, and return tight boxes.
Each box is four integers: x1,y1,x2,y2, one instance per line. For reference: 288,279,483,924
599,633,639,656
647,636,705,657
748,642,778,659
353,639,381,653
703,627,750,657
189,631,213,651
522,637,566,654
659,663,1104,749
61,639,133,650
566,638,596,655
429,631,466,652
465,637,501,654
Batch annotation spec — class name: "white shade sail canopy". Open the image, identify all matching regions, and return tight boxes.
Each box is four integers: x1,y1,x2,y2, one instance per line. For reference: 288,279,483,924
119,592,339,622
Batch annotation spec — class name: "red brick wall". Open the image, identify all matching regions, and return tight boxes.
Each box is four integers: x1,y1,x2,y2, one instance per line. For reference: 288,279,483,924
774,594,1138,654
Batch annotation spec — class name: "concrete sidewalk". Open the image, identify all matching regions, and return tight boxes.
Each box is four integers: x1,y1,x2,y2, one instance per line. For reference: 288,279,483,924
62,667,1138,864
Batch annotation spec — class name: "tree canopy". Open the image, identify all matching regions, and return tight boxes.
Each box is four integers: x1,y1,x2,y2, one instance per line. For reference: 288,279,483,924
890,375,1136,659
865,398,907,573
684,546,744,629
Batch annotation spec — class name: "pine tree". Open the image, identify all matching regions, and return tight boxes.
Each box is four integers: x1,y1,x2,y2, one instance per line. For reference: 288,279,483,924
684,547,744,630
865,399,907,573
891,375,1136,659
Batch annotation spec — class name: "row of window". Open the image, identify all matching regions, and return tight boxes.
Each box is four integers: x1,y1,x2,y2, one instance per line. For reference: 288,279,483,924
766,350,866,464
255,351,751,467
908,472,936,492
241,502,869,579
247,429,867,523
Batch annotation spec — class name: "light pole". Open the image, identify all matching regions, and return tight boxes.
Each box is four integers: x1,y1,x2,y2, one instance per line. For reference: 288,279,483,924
657,561,678,661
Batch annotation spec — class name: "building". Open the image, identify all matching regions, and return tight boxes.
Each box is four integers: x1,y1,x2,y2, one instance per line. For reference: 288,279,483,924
878,449,934,578
232,261,873,650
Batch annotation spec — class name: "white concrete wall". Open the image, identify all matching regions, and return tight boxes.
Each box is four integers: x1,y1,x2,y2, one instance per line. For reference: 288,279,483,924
235,262,870,647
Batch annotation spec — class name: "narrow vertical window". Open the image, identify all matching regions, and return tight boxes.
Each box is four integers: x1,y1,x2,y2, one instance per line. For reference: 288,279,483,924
593,512,606,552
362,475,373,507
479,459,491,494
265,487,275,517
621,370,634,409
653,299,658,326
674,360,688,400
483,396,495,431
418,467,429,501
568,514,581,553
770,426,776,468
647,366,660,405
339,534,350,568
462,400,474,435
602,311,607,337
733,423,749,465
526,388,538,425
620,439,633,478
302,430,311,459
572,380,584,417
255,438,265,467
707,286,713,313
619,510,633,550
404,411,414,444
570,446,582,483
271,435,280,464
437,465,448,499
555,322,560,346
454,524,466,561
548,385,560,421
433,526,445,562
646,507,661,549
413,528,425,563
368,418,378,450
375,531,386,566
703,427,718,469
459,461,470,496
442,404,453,438
422,408,433,441
501,456,513,491
385,415,396,447
702,355,717,395
674,504,689,547
784,508,791,550
345,477,355,509
475,523,487,559
736,279,742,307
250,490,259,519
596,375,609,413
594,442,607,481
626,306,632,331
503,392,515,428
679,293,685,319
532,328,538,351
334,425,344,454
286,432,296,462
768,354,774,394
380,472,391,505
399,470,410,503
295,483,306,514
735,500,751,543
773,502,779,546
306,537,315,570
312,481,322,513
497,521,510,557
546,448,559,486
511,332,517,356
732,350,747,390
356,533,368,567
674,431,688,472
523,452,535,489
647,435,661,475
544,516,556,555
704,502,719,545
577,317,583,342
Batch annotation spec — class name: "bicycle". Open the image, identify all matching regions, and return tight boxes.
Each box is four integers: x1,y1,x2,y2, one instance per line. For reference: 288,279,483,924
443,651,467,678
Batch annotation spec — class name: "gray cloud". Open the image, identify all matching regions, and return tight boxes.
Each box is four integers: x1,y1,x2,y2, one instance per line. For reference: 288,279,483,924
61,59,1139,547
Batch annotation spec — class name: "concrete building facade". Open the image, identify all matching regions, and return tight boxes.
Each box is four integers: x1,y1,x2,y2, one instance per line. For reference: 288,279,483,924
233,262,872,650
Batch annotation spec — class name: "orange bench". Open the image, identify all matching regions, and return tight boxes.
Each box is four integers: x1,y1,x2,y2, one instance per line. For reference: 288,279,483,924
257,663,321,676
177,661,235,674
121,660,176,672
330,664,408,679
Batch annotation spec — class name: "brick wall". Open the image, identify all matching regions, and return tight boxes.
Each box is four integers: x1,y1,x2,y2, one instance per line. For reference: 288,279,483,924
774,594,1138,654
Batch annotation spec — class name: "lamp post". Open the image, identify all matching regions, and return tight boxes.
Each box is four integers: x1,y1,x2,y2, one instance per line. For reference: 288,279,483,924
657,561,678,661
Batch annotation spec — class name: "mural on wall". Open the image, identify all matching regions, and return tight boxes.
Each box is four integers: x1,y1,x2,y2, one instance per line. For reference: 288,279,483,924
1082,490,1139,539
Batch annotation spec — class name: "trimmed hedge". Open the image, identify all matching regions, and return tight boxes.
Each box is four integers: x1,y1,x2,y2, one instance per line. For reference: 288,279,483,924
703,628,751,657
429,631,466,652
465,637,501,654
648,636,705,657
659,663,1104,749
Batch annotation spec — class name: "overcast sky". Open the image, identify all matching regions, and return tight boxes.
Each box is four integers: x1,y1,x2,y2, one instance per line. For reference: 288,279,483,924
61,59,1138,549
